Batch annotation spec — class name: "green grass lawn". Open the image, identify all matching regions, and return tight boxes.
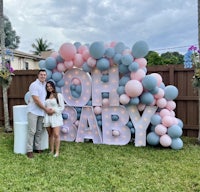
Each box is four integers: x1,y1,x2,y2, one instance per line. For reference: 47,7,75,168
0,127,200,192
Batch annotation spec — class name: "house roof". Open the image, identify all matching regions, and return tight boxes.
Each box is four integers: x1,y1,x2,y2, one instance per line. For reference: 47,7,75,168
0,48,43,61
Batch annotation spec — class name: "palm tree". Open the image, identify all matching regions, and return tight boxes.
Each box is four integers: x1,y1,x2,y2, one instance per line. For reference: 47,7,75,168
31,38,52,55
0,0,12,132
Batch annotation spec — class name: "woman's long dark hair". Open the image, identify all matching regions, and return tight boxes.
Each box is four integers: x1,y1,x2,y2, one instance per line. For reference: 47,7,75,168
46,81,59,104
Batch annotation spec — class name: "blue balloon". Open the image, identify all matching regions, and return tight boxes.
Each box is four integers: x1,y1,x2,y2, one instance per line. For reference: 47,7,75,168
151,114,161,125
74,42,81,50
140,92,154,105
170,138,183,150
96,58,110,71
24,91,31,104
126,121,133,128
101,74,109,82
86,100,92,106
105,47,115,58
150,86,159,95
114,42,126,54
121,54,133,66
55,87,61,93
89,41,105,59
45,57,57,70
70,84,76,91
56,55,64,63
129,97,140,105
38,60,46,69
45,69,52,81
117,86,125,95
119,76,130,86
164,85,178,100
130,128,135,134
113,53,122,65
62,113,68,120
96,114,102,121
56,79,65,87
142,75,157,91
111,115,119,121
52,72,63,82
147,132,160,146
132,41,149,58
82,62,92,72
168,125,183,138
128,62,139,72
102,92,109,98
71,90,80,98
118,64,129,74
177,118,183,129
75,85,82,94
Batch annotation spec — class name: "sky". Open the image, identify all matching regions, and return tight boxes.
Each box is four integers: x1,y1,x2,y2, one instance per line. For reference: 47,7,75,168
4,0,198,55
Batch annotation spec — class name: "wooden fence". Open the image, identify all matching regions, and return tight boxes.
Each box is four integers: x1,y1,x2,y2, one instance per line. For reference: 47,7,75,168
0,65,198,137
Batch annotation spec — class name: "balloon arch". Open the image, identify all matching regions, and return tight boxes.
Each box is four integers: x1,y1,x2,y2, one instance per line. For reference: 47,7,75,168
25,40,183,150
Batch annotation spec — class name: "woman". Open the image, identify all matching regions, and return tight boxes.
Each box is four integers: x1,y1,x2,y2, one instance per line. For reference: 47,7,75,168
43,80,65,157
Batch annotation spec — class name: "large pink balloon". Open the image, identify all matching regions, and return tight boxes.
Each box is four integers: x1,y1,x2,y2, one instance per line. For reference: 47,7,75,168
130,69,146,81
78,45,88,54
134,58,147,68
160,134,172,147
125,80,143,97
82,50,90,61
156,98,167,108
155,124,167,136
59,43,76,61
154,88,164,99
151,73,163,86
119,94,130,105
73,53,84,68
162,115,174,127
87,57,96,67
159,109,171,118
166,101,176,111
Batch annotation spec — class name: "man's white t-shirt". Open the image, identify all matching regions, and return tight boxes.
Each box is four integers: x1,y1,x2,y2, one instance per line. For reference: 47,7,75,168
27,79,46,116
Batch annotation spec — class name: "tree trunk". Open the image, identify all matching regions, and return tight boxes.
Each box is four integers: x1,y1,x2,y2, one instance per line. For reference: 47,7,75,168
198,0,200,142
0,0,12,132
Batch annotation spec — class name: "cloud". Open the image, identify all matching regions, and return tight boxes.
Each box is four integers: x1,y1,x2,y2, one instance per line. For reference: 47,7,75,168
4,0,198,54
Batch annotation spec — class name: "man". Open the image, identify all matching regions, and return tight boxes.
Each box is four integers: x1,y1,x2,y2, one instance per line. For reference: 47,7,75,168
26,69,53,158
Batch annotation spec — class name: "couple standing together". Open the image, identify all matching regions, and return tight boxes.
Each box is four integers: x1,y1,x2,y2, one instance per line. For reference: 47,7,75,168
26,69,65,159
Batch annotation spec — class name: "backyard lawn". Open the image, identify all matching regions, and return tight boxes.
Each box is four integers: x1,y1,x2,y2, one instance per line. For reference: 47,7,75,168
0,127,200,192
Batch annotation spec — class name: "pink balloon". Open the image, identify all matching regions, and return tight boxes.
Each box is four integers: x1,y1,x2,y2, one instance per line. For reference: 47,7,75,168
59,43,76,61
78,45,88,54
134,58,147,68
50,51,59,58
150,73,163,86
130,69,146,81
137,103,146,111
87,57,96,67
159,109,171,118
166,101,176,111
75,120,79,126
156,98,167,108
57,63,66,72
102,98,109,106
154,88,164,99
72,78,81,85
82,50,90,61
119,94,130,105
73,53,84,68
162,115,174,127
94,106,102,115
155,124,167,136
125,80,143,97
110,41,117,47
122,49,131,55
112,130,120,136
64,60,73,69
160,134,172,147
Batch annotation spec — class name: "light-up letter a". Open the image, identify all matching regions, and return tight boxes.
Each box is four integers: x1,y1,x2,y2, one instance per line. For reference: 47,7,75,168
102,106,131,145
75,107,103,144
